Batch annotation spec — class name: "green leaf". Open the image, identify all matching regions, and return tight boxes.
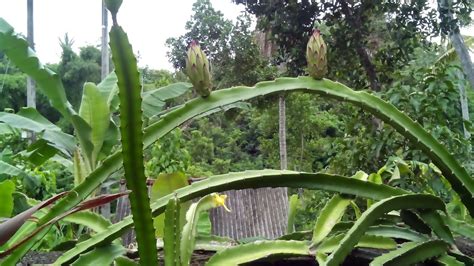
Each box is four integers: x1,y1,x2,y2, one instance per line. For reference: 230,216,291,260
365,225,428,242
73,149,90,186
25,139,62,166
98,120,119,161
317,234,396,253
0,108,75,156
114,256,138,266
316,252,328,265
0,108,57,131
352,170,369,181
0,180,15,218
350,201,362,219
142,82,192,118
367,173,382,207
0,161,26,177
70,244,125,266
150,172,189,238
0,124,16,135
79,83,110,166
50,155,73,171
196,212,212,236
325,194,446,266
63,211,112,233
206,240,310,265
97,72,119,111
0,18,73,119
400,210,431,234
448,250,474,265
109,24,157,266
11,192,30,216
369,240,448,266
441,214,474,240
418,210,453,244
312,194,351,244
71,115,94,168
436,254,465,266
287,194,299,234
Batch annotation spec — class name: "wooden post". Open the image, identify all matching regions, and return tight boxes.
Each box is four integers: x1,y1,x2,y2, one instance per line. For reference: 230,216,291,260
26,0,36,109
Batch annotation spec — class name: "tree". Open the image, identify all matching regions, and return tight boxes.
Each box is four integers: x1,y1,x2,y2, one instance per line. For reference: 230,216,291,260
167,0,274,89
57,35,101,110
233,0,440,90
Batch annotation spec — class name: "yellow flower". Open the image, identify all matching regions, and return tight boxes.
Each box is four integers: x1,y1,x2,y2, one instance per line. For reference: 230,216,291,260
212,193,231,212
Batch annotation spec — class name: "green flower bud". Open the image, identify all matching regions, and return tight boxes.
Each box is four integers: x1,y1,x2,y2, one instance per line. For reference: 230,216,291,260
185,41,212,97
105,0,123,15
306,29,328,80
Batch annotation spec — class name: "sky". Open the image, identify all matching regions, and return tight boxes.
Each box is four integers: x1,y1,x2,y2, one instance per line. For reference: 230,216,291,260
0,0,245,70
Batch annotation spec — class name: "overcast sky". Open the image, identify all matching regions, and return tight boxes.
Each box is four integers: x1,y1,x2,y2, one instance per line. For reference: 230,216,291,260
0,0,245,70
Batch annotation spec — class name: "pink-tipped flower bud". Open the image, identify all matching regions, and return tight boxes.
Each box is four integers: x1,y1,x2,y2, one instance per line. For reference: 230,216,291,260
306,29,328,80
185,41,212,97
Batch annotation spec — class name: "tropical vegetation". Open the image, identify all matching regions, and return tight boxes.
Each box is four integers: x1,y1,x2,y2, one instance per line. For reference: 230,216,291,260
0,0,473,265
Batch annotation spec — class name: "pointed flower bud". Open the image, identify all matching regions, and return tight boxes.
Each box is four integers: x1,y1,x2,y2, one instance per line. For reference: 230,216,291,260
306,29,328,80
185,41,212,97
105,0,123,15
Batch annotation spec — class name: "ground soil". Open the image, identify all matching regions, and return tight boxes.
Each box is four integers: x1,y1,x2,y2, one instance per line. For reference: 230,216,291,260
18,237,473,265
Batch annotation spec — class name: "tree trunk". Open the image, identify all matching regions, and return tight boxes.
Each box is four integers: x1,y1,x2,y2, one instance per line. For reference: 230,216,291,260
101,0,109,80
451,34,474,91
458,71,471,139
438,0,474,91
26,0,35,109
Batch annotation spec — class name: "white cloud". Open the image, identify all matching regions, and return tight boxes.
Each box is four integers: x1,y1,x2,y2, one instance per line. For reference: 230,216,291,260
0,0,244,70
